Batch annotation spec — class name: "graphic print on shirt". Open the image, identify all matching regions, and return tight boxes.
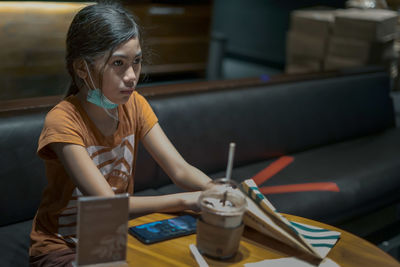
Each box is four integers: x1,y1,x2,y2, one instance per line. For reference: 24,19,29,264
86,134,136,186
57,134,135,240
58,187,82,242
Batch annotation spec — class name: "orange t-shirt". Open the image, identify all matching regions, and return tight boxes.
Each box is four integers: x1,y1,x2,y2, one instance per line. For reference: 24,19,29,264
29,91,158,257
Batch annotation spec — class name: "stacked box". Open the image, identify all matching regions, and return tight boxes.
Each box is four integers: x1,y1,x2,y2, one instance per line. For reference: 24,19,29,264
285,10,335,74
325,9,398,71
333,9,397,41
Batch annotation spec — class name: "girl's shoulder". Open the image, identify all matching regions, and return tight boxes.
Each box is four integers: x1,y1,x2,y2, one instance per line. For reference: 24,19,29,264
49,95,79,112
123,91,150,113
130,91,147,104
45,95,84,126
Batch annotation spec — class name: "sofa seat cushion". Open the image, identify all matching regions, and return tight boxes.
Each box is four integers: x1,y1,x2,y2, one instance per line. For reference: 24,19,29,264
0,219,32,267
134,129,400,226
224,128,400,225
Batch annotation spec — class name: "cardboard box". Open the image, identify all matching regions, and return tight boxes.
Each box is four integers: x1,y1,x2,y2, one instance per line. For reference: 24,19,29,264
370,39,396,63
327,36,370,63
333,9,398,41
324,54,366,71
327,36,395,64
286,30,328,60
290,9,335,38
285,59,323,74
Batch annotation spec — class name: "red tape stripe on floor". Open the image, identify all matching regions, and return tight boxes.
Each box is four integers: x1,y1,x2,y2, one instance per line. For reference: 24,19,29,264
252,156,294,186
259,182,340,194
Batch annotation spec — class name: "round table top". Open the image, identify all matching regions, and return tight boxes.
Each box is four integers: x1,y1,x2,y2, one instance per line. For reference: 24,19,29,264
126,213,400,267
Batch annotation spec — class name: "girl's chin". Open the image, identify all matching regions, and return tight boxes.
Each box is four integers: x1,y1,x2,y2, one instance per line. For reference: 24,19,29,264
118,95,132,103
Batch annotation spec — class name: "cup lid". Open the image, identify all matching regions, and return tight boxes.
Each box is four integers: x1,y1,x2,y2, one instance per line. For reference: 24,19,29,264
198,178,247,216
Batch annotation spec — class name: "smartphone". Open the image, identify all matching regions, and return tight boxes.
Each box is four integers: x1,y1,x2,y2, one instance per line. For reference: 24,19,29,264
129,215,197,244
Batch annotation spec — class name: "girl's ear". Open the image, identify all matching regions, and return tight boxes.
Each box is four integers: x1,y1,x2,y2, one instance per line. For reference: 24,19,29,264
73,59,87,80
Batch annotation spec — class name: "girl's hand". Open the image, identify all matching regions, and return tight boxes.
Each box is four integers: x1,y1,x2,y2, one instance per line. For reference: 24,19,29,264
179,191,202,212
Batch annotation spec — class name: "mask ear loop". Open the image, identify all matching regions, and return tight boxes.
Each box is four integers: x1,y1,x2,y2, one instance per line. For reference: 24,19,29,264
83,60,119,122
104,106,119,122
83,60,97,90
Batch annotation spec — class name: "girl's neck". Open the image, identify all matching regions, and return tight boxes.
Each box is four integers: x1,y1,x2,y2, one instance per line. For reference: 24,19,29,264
76,90,119,137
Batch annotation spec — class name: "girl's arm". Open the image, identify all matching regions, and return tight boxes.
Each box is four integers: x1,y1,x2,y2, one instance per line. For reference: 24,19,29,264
50,142,203,217
141,123,212,191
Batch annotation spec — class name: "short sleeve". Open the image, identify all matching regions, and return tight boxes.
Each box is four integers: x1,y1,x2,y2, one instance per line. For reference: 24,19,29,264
37,103,86,160
134,92,158,139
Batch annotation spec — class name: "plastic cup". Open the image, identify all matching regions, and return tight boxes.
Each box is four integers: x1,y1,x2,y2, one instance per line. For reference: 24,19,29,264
196,178,247,259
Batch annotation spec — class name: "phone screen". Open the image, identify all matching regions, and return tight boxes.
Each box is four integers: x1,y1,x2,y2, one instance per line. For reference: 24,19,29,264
129,215,197,244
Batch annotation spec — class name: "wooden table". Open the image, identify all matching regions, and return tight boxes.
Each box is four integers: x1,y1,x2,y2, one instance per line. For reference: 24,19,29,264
126,213,400,266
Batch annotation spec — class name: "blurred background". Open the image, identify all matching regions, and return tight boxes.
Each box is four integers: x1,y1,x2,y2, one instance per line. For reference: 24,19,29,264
3,0,400,100
0,0,376,102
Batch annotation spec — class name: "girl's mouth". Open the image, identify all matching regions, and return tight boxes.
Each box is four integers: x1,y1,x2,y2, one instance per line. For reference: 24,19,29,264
120,89,134,95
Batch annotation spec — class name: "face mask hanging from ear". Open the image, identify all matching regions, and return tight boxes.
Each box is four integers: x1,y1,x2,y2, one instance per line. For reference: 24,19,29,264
83,61,118,110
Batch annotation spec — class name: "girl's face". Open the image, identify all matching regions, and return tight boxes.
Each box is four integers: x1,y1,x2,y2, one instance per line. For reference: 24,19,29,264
89,38,142,105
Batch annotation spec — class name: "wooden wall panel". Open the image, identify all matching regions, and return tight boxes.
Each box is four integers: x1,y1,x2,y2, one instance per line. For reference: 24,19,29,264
126,2,212,76
0,2,88,100
0,1,212,101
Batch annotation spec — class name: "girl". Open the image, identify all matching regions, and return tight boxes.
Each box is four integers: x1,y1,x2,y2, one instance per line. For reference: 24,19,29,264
29,2,211,266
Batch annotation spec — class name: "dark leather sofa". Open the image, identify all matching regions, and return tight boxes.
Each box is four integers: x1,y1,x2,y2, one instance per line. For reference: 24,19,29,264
1,70,400,266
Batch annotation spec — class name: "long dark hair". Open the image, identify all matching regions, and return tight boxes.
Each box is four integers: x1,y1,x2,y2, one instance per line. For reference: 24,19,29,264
65,1,141,97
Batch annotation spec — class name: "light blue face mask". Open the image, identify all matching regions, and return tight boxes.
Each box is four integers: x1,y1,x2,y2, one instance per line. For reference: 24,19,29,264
84,61,118,110
87,88,118,109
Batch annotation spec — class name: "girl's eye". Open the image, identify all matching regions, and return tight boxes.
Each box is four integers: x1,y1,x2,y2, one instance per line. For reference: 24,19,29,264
113,60,123,66
133,57,142,64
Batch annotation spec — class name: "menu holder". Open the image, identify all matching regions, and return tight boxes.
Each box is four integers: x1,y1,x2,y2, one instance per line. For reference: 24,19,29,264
241,179,325,265
73,194,130,267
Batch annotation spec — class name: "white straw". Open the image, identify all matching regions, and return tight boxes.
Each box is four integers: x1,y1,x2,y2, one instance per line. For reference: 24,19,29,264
189,244,209,267
225,142,236,180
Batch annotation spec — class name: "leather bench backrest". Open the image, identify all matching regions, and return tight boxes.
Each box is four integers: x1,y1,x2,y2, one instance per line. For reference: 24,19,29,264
0,109,48,226
0,71,394,223
135,72,394,189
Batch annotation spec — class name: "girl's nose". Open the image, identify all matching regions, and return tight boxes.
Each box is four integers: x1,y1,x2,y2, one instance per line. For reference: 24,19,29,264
124,65,137,86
